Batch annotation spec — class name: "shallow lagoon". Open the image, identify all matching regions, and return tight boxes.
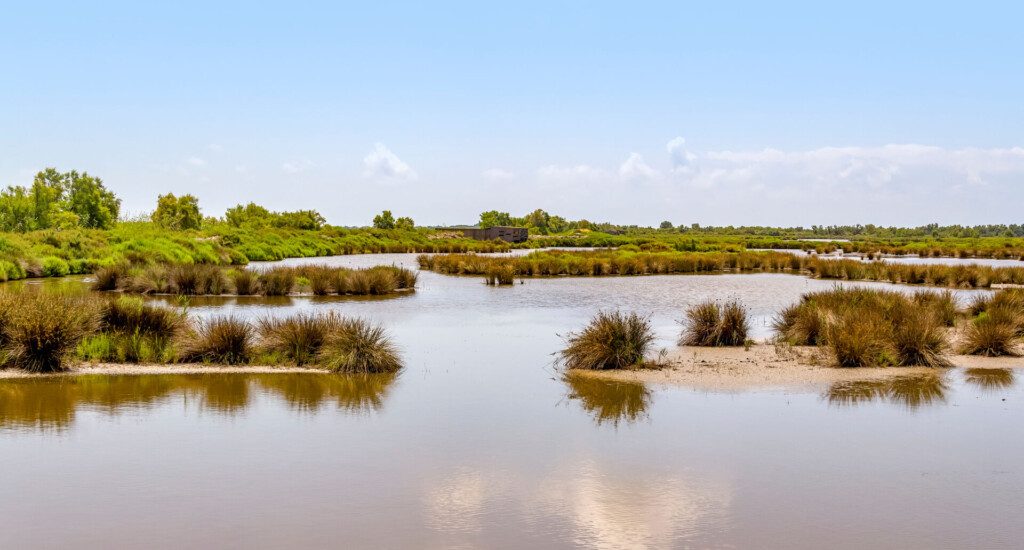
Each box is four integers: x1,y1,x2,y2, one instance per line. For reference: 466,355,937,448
1,254,1022,549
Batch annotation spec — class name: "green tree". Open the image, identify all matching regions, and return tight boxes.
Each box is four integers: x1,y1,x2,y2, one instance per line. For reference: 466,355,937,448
395,216,415,230
479,210,513,229
152,193,202,230
372,210,396,229
525,209,551,233
273,210,325,230
0,186,36,232
659,220,674,230
225,202,273,227
64,171,120,228
30,168,67,229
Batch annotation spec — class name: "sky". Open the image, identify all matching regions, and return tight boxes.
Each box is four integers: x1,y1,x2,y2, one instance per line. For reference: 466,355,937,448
2,1,1022,227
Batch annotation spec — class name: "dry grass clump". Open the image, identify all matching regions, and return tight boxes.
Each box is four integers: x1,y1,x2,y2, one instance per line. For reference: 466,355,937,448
316,318,402,373
0,290,100,373
485,265,516,285
177,316,253,364
680,299,749,346
256,313,342,365
774,287,952,367
958,289,1024,356
559,311,655,370
91,263,128,291
258,267,296,296
229,269,258,295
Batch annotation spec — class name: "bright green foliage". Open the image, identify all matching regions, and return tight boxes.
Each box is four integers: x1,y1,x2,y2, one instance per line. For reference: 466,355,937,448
0,168,120,232
372,210,396,229
479,210,513,229
395,216,415,230
152,193,202,230
224,202,325,230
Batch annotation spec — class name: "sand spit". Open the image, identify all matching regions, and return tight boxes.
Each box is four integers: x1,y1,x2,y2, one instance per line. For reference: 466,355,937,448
580,345,1024,393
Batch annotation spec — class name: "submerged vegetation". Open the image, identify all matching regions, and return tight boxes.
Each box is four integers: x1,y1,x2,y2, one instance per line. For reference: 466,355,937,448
420,249,1024,289
559,311,656,370
91,263,417,296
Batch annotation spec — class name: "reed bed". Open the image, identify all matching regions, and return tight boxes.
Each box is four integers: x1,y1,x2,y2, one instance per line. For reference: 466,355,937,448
419,250,1024,289
91,263,417,296
774,287,954,367
0,289,403,373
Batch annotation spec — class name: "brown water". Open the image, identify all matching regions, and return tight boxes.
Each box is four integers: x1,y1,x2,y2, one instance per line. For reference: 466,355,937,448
1,254,1022,549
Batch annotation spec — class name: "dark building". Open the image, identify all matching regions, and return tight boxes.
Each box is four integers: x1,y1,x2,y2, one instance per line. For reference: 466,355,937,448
460,226,529,243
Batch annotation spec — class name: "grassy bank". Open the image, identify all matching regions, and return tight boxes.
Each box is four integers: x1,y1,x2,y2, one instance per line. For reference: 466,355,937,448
0,290,403,374
419,249,1024,289
0,222,507,282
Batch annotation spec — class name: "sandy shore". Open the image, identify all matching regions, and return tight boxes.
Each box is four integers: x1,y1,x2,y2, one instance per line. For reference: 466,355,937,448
0,363,326,379
580,345,1024,392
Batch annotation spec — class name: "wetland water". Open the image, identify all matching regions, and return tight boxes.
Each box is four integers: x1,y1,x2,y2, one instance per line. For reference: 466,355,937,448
1,254,1022,549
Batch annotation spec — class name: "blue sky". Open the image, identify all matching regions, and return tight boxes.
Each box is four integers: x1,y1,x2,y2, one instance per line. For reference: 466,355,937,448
2,1,1022,226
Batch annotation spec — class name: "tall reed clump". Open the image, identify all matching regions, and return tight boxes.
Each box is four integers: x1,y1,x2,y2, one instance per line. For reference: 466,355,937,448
774,287,952,367
255,312,402,372
680,299,749,346
0,290,100,373
91,263,129,291
484,264,516,285
256,313,341,365
316,318,403,373
177,316,253,364
958,289,1024,356
559,311,655,370
229,269,258,295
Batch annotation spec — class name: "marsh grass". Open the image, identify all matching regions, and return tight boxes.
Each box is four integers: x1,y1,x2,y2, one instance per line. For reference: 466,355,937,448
177,316,253,364
484,265,516,285
775,287,953,367
97,263,416,297
680,300,749,346
0,290,100,373
420,250,1024,289
256,313,341,365
317,318,402,373
559,311,655,370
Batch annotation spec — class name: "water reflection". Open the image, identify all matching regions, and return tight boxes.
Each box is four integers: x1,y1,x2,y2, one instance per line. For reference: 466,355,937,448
563,373,652,426
254,373,398,412
963,368,1016,390
825,373,949,409
0,373,398,431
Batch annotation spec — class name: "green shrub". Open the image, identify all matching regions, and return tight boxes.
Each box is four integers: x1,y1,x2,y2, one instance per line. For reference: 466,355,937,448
41,256,70,277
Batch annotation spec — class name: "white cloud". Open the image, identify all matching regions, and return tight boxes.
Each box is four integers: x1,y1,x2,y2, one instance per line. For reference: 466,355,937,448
537,164,612,183
282,159,315,174
688,144,1024,190
481,168,515,181
186,156,206,167
362,143,418,181
619,152,660,181
666,136,695,171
